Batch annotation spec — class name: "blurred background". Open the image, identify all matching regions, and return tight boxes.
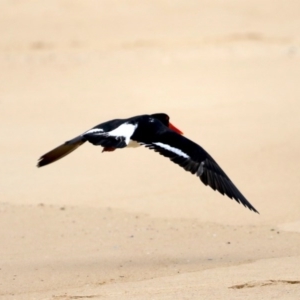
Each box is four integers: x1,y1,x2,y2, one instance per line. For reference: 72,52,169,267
1,1,300,298
1,0,300,224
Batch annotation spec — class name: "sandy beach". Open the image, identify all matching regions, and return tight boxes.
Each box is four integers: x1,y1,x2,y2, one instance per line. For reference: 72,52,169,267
1,1,300,299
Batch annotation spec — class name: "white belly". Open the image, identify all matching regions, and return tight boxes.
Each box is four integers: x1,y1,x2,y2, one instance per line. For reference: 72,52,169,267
127,140,141,148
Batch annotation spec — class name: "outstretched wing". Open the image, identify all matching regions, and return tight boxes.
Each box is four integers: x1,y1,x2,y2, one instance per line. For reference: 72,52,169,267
37,121,138,167
37,136,85,167
137,127,258,213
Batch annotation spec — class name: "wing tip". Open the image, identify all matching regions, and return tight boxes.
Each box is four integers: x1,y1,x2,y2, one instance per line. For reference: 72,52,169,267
235,194,259,214
37,158,47,168
246,203,259,214
36,137,85,168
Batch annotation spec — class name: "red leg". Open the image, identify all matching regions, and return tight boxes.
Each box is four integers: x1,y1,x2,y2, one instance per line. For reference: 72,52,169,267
102,147,116,152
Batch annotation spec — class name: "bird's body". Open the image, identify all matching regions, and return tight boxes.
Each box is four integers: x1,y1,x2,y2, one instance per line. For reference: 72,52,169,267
38,113,258,213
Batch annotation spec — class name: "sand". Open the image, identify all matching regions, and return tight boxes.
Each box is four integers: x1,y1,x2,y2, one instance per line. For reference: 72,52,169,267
1,1,300,299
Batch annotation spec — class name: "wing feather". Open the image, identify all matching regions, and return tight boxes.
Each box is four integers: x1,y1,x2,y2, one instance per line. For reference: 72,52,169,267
134,122,258,213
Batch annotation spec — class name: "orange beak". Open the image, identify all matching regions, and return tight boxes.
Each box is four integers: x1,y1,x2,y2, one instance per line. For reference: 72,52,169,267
169,122,183,135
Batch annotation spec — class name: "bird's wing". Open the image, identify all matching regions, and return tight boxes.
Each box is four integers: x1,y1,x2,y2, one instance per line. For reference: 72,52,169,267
37,136,85,167
136,127,258,213
37,121,138,167
83,122,137,148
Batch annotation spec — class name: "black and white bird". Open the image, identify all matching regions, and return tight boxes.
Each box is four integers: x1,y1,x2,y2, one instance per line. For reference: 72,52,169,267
37,113,258,213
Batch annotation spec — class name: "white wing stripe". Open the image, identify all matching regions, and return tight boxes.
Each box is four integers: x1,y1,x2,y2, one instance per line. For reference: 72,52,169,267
107,123,137,145
84,128,104,134
153,142,190,158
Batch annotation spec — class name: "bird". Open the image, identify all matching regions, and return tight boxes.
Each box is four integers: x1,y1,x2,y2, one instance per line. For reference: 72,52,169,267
37,113,258,213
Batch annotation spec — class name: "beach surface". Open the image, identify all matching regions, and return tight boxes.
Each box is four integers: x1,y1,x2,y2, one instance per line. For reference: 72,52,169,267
1,1,300,299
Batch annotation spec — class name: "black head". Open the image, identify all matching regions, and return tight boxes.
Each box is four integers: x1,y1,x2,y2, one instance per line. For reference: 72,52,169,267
150,113,183,135
150,113,170,126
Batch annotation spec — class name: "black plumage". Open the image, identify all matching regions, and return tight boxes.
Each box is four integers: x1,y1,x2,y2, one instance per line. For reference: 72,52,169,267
37,113,258,213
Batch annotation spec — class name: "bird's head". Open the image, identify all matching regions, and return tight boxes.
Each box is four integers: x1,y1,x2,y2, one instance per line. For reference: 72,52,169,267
151,113,183,135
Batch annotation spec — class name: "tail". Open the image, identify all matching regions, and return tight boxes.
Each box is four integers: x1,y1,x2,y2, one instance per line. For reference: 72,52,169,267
37,136,86,167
